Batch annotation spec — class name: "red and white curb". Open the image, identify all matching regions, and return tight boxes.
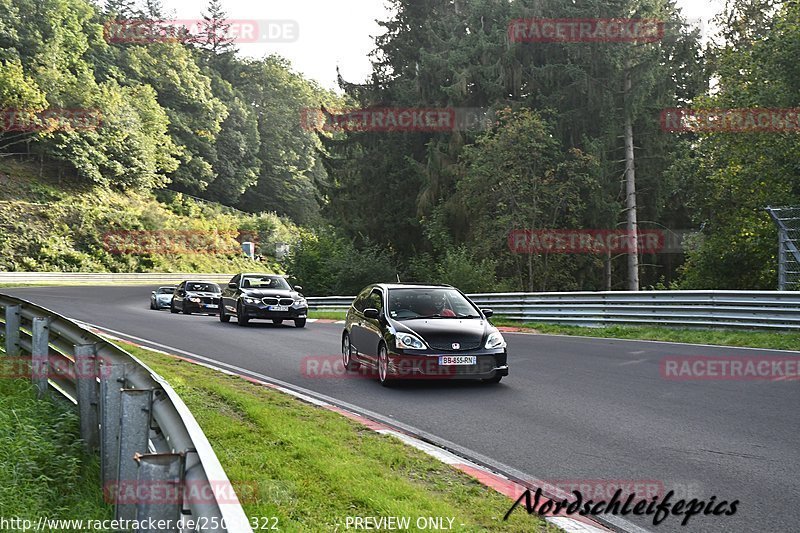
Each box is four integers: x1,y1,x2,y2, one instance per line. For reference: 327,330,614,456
83,322,611,533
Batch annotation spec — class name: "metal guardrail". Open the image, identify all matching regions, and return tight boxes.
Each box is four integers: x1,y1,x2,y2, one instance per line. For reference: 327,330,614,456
307,290,800,330
0,293,252,533
0,272,234,284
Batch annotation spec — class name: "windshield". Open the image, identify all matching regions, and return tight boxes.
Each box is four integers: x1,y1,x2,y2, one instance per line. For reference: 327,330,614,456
156,287,174,294
185,282,220,293
387,288,480,319
241,275,291,290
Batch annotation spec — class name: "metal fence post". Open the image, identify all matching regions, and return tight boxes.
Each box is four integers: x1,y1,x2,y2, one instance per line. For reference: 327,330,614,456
779,229,788,291
115,388,154,522
100,361,127,487
74,343,100,451
135,453,184,532
4,304,20,356
31,317,50,398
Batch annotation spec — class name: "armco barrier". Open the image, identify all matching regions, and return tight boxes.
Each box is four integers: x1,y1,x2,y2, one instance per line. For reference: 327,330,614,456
0,293,252,532
306,290,800,330
0,272,234,284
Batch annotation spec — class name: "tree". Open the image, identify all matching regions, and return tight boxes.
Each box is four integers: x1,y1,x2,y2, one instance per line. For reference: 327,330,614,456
199,0,235,54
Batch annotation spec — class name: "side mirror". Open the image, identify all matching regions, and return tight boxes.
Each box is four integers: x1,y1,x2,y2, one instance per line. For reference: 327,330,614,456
294,285,303,292
228,282,238,289
481,308,494,318
363,308,380,320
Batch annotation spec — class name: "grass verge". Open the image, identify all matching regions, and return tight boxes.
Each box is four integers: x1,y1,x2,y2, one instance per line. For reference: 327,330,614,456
492,319,800,351
0,353,113,528
305,310,800,351
307,310,347,320
124,342,555,532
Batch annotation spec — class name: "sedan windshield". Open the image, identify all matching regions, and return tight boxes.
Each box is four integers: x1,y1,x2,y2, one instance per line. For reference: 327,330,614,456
186,282,220,293
156,287,174,294
242,275,291,290
388,288,480,319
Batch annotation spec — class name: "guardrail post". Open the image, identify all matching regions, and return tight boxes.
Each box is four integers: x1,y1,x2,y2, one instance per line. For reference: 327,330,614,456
116,389,154,521
31,317,50,398
4,304,20,356
100,361,127,487
75,343,100,451
134,453,184,532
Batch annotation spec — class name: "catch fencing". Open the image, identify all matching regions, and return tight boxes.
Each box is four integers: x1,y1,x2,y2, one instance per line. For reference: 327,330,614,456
0,293,252,532
307,290,800,330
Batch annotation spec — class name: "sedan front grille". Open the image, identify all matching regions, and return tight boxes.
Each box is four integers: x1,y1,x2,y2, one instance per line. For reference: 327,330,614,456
262,297,294,306
427,340,482,351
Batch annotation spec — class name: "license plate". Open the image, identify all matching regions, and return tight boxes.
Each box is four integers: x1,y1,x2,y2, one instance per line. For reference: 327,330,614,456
439,355,477,366
268,305,289,312
205,304,218,309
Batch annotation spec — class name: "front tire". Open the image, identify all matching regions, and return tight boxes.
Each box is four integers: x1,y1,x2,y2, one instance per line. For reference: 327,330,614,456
272,319,283,325
294,318,306,328
219,303,230,323
342,333,358,371
378,344,392,387
150,300,156,310
236,301,249,326
170,302,178,314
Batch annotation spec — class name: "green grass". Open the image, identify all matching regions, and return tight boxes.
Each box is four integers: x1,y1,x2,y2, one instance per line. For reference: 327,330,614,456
305,310,800,351
0,355,113,529
124,343,555,532
308,310,347,320
492,319,800,351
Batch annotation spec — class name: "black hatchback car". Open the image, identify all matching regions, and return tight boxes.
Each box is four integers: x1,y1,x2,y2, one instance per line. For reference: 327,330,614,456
219,273,308,327
170,281,221,315
342,283,508,385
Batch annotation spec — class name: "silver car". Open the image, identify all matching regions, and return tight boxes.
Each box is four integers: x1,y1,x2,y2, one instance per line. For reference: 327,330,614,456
150,286,176,310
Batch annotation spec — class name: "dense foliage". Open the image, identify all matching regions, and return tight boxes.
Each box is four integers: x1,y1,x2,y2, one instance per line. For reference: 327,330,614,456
1,0,798,292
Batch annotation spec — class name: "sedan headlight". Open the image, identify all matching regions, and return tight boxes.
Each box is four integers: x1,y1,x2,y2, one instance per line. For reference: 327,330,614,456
395,332,427,350
188,297,201,303
485,331,507,349
292,297,307,308
242,296,261,305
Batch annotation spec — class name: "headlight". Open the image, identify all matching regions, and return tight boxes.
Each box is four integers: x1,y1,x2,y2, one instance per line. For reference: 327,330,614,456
188,297,201,303
292,297,307,308
485,331,506,349
242,296,260,304
395,333,426,350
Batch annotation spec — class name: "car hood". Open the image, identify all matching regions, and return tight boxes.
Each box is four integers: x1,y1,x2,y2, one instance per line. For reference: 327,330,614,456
391,317,491,345
241,289,299,299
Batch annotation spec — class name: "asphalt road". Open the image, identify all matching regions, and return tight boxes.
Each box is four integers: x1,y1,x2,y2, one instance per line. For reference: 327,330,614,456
5,286,799,533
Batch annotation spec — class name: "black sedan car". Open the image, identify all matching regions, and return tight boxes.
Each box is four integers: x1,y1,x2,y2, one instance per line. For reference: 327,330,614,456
219,273,308,327
170,281,221,315
342,283,508,385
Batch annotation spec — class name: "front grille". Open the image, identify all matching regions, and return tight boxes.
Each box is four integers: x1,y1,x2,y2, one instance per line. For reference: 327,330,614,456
427,340,482,351
262,297,294,306
200,297,217,304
